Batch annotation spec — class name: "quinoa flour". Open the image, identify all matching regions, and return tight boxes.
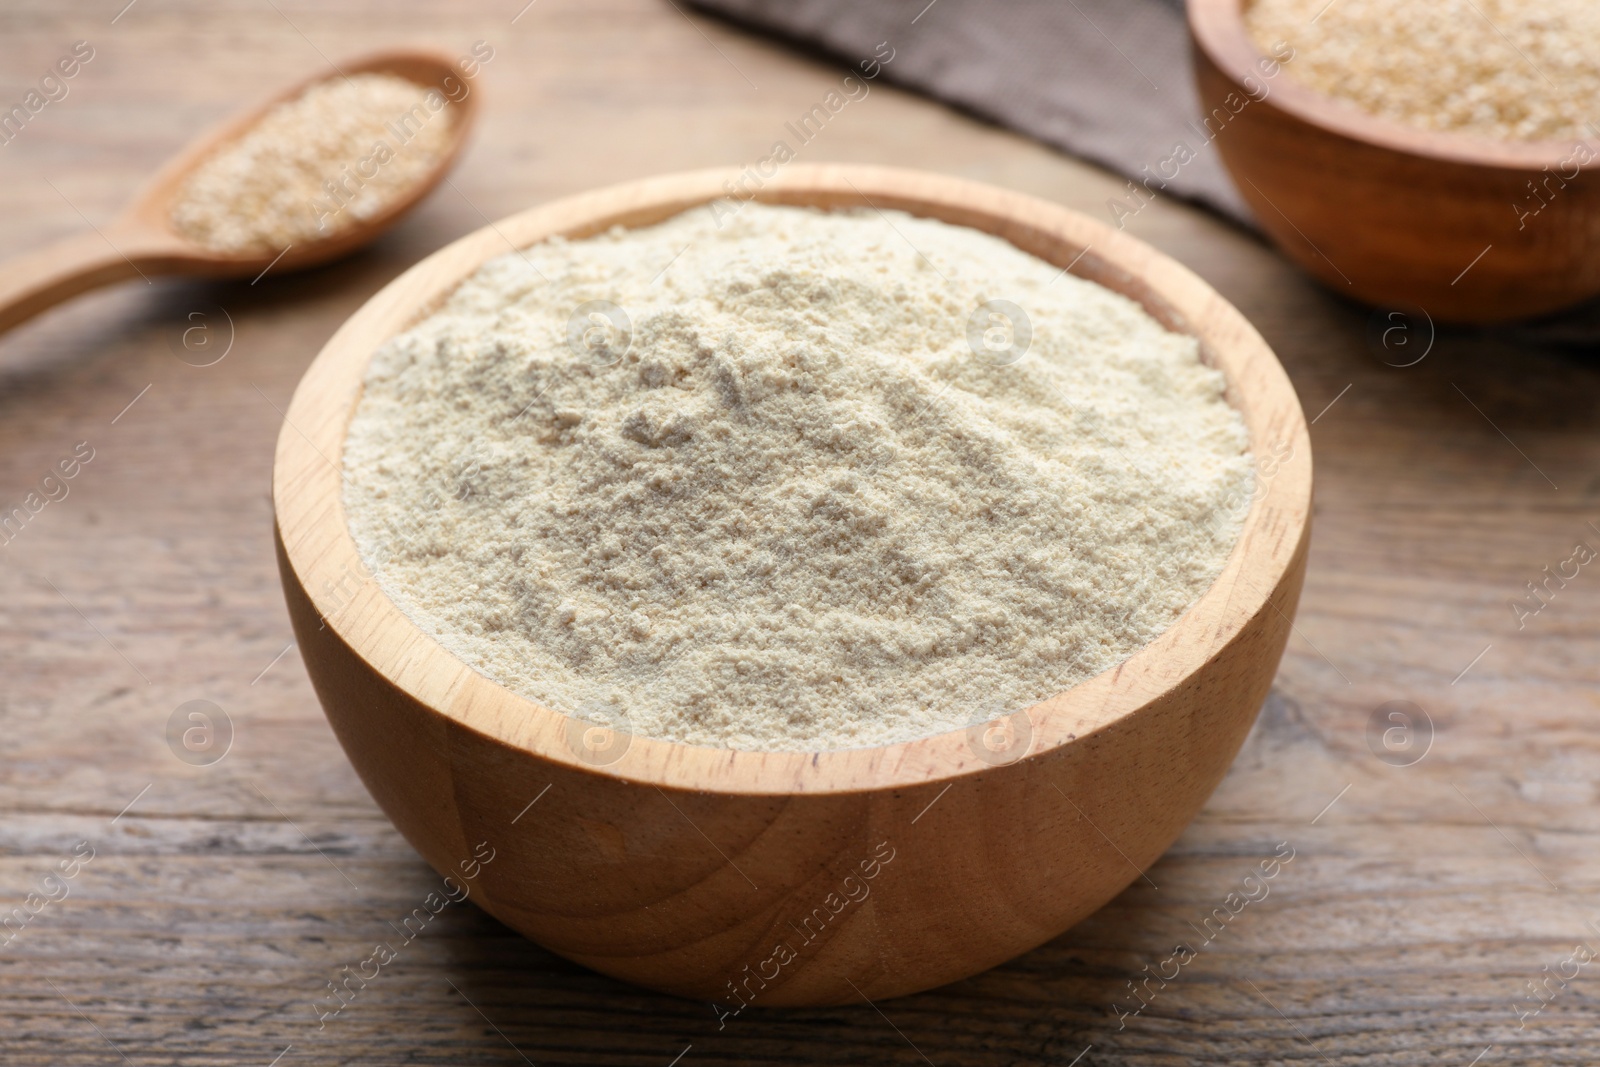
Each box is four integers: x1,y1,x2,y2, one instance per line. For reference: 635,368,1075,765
342,203,1253,751
171,72,454,254
1246,0,1600,142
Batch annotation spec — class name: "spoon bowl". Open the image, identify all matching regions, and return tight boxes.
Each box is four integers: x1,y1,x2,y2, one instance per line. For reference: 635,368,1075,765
0,49,478,335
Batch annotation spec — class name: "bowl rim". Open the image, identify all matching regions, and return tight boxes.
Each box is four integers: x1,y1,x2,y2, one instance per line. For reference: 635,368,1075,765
1190,0,1600,171
272,163,1312,797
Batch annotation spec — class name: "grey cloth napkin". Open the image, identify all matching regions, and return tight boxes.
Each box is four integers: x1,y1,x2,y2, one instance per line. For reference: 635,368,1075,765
687,0,1254,225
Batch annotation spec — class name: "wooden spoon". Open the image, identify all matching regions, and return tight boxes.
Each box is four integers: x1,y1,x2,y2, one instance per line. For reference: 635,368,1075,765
0,50,479,336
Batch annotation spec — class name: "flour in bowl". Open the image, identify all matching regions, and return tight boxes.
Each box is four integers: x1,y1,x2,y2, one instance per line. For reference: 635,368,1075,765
1246,0,1600,142
342,202,1252,751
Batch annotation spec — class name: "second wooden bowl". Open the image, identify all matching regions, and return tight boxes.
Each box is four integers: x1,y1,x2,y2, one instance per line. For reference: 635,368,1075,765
272,164,1312,1005
1191,0,1600,323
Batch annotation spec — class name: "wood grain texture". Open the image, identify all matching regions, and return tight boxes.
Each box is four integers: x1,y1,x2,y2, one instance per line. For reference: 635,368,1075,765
2,0,1599,1062
1190,0,1600,324
0,48,479,335
271,164,1311,1005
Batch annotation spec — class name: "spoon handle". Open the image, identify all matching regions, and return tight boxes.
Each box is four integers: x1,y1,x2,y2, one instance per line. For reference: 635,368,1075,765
0,225,171,336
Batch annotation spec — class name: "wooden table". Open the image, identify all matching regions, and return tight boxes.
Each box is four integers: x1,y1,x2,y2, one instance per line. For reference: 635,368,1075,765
3,2,1597,1063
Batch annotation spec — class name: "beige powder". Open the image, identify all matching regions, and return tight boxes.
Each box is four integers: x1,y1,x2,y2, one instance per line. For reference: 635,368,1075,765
343,203,1253,751
1247,0,1600,142
171,72,454,253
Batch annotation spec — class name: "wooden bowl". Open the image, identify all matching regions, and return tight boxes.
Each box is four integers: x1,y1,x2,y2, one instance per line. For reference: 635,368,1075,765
272,165,1312,1006
1190,0,1600,323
